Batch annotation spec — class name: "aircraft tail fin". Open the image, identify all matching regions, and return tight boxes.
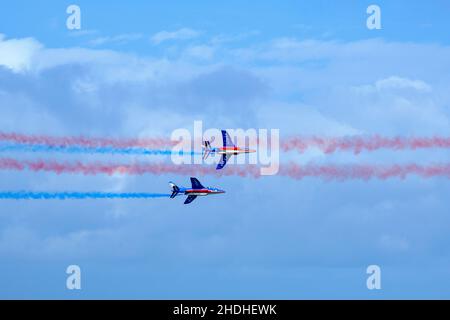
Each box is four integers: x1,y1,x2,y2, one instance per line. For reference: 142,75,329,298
203,140,212,160
169,182,180,198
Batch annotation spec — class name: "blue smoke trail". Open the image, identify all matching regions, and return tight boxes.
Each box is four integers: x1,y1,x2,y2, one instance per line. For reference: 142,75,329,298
0,191,171,200
0,144,201,156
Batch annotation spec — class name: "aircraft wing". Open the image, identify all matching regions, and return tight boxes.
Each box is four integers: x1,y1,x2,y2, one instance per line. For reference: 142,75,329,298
222,130,236,148
184,195,197,204
216,154,231,170
190,177,205,189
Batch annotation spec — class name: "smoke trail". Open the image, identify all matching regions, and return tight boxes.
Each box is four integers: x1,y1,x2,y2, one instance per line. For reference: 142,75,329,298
280,163,450,180
0,144,200,156
0,158,257,177
5,132,450,155
282,136,450,154
0,191,170,200
0,132,175,149
1,157,450,180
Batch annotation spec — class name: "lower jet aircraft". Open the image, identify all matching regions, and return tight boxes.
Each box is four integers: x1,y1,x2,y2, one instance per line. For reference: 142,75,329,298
203,130,256,170
169,177,225,204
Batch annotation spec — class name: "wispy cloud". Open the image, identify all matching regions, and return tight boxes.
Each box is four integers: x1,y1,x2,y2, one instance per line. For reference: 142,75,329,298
67,29,99,37
209,30,260,45
374,76,432,92
150,28,200,44
183,45,215,60
88,33,143,46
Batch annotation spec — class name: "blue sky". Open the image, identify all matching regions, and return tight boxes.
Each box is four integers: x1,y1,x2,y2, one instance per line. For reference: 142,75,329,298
1,1,450,299
2,1,450,44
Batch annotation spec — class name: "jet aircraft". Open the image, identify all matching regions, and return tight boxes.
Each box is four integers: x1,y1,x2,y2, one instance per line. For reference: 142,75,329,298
169,177,225,204
203,130,256,169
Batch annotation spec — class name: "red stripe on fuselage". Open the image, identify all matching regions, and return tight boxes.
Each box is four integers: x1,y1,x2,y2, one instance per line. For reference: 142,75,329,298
185,189,211,193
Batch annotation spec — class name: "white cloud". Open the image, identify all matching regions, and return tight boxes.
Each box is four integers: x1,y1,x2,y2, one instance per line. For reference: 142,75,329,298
375,76,432,92
351,76,432,95
151,28,200,44
2,33,450,275
257,101,360,136
88,33,143,46
183,45,215,60
67,29,99,37
210,30,260,45
1,34,450,138
0,34,42,72
332,76,448,136
379,234,410,252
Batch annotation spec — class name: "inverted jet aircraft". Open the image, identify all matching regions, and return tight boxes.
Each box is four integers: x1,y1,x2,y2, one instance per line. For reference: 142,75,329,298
169,177,225,204
203,130,256,170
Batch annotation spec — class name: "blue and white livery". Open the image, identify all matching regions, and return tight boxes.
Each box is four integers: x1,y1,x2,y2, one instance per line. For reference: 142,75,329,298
203,130,256,170
169,177,225,204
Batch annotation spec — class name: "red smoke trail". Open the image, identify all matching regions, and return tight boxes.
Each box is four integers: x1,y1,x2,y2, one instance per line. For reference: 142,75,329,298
0,132,175,149
2,158,450,181
5,132,450,155
282,136,450,154
280,163,450,180
0,158,261,178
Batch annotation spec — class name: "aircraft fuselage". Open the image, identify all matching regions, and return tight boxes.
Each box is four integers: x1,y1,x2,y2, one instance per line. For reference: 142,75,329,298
179,187,225,197
213,147,256,155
